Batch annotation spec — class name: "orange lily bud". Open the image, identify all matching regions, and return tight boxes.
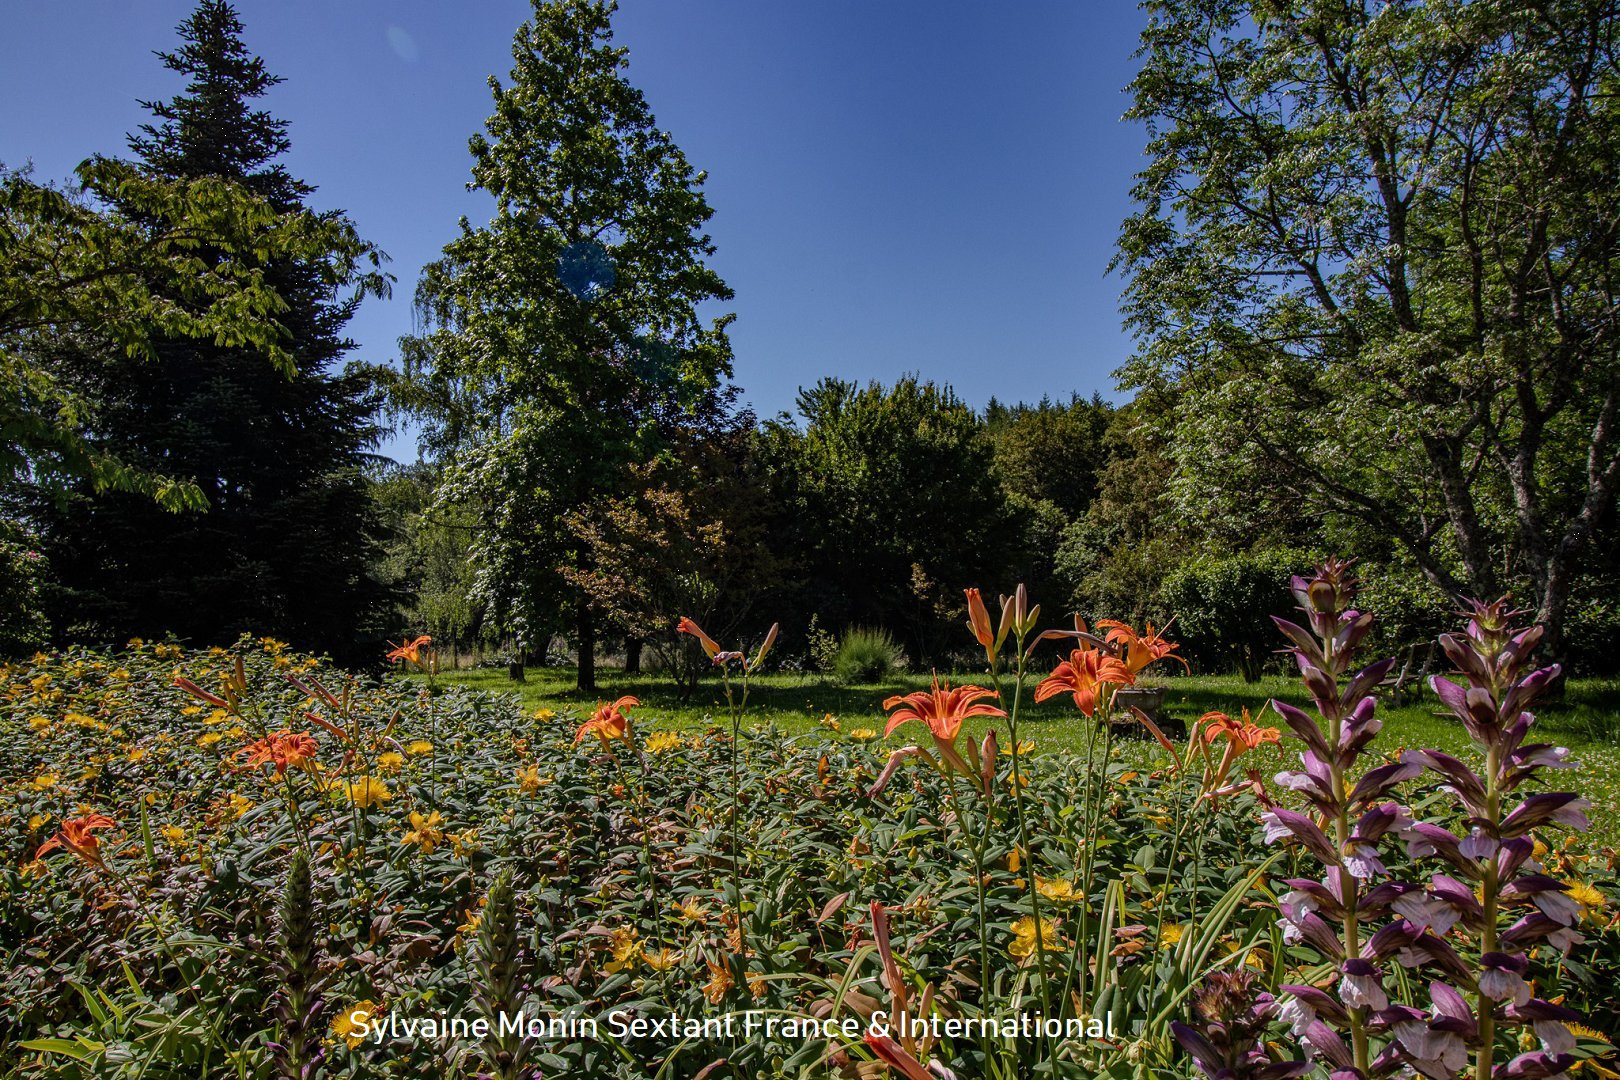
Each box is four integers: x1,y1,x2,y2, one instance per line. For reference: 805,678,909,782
965,588,995,648
997,591,1018,645
749,622,780,671
173,676,228,708
980,728,998,800
676,616,721,658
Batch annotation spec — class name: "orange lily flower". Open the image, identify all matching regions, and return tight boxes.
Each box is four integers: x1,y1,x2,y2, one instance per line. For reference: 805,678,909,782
882,677,1005,790
1034,647,1135,716
882,678,1005,742
575,696,640,744
1200,708,1280,752
1094,619,1188,676
385,635,432,665
1197,709,1280,798
676,617,721,658
236,730,319,776
36,813,117,869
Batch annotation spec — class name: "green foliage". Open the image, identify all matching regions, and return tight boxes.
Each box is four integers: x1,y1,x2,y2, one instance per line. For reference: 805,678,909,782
1117,0,1620,661
830,625,906,685
0,520,49,656
0,156,369,512
25,2,394,663
395,0,734,689
760,377,1014,664
1159,549,1310,681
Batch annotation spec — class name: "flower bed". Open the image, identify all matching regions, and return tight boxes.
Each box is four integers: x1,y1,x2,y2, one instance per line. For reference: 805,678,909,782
2,570,1617,1078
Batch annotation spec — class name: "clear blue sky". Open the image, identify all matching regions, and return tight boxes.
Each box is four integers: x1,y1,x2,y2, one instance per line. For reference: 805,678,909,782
3,1,1151,461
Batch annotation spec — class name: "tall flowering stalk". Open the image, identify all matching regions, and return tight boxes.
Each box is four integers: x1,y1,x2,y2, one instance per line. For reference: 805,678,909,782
269,850,324,1080
676,617,777,945
1261,559,1410,1076
1399,598,1589,1080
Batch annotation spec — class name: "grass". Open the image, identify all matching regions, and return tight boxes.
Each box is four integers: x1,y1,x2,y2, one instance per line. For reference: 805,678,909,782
425,664,1620,846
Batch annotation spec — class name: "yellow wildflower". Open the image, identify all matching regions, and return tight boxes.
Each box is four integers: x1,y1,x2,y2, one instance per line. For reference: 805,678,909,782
405,740,433,757
1035,877,1077,903
375,752,404,774
339,777,392,809
401,811,444,853
642,946,681,971
702,959,733,1004
848,728,878,743
533,708,556,722
458,903,485,937
1017,739,1035,755
197,732,224,747
28,812,50,831
645,730,681,754
29,773,58,791
450,829,480,859
1009,916,1060,960
27,716,49,732
160,825,186,845
1159,923,1186,950
331,1001,381,1049
127,748,147,763
516,764,550,795
673,897,709,923
819,713,841,732
603,928,640,973
1566,881,1608,924
227,793,255,819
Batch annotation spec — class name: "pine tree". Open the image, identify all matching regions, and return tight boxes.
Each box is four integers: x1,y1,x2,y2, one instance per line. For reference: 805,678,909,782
39,1,392,662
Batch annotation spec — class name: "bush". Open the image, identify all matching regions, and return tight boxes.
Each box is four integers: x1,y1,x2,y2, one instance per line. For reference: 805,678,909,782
831,625,905,684
1159,548,1310,681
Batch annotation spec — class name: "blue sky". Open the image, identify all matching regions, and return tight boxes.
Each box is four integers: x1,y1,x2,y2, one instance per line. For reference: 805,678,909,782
3,1,1151,460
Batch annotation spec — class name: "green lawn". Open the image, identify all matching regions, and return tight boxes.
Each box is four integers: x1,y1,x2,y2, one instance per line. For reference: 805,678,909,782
421,666,1620,845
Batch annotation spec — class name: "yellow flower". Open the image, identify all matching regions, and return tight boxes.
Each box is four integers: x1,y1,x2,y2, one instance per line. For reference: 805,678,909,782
673,897,710,923
1017,740,1036,755
160,825,186,845
1159,923,1186,950
819,713,841,732
458,907,484,937
405,740,434,757
450,829,480,859
197,732,223,747
1566,881,1608,924
1009,916,1059,960
533,708,556,722
331,1001,381,1049
642,945,681,971
226,793,255,819
339,777,392,809
702,959,734,1004
28,812,50,831
203,709,230,725
27,716,49,732
603,927,640,973
180,705,204,716
848,728,878,743
645,730,681,754
1007,848,1021,874
29,773,58,791
516,764,550,795
127,748,147,763
375,752,404,774
401,811,445,853
1035,877,1077,903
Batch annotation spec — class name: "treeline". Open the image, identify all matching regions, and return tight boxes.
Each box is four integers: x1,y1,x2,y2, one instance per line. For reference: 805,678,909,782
5,1,1617,680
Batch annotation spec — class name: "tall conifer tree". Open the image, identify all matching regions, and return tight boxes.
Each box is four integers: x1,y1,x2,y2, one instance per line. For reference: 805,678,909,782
399,0,734,690
40,1,392,661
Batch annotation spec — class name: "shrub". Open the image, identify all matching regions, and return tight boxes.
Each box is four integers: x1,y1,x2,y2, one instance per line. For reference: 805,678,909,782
831,625,905,684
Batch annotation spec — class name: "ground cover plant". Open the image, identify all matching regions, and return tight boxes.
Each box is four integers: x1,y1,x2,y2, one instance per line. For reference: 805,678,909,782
2,571,1618,1079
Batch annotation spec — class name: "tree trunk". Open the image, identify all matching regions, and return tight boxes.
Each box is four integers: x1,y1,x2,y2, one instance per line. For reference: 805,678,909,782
624,637,642,675
576,599,596,692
